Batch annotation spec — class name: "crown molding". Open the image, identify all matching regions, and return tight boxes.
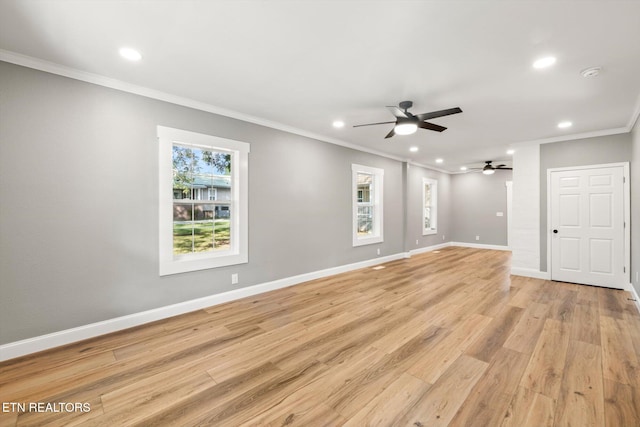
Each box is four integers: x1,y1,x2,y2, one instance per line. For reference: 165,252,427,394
628,91,640,131
2,49,637,167
0,49,406,164
511,126,630,147
407,161,451,175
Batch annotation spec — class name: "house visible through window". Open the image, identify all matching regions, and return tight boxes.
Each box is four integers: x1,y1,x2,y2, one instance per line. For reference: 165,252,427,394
171,144,232,254
356,173,374,235
423,177,438,235
158,126,249,276
352,164,384,246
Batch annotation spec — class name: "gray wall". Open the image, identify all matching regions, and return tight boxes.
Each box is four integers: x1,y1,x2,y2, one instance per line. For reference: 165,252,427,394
539,133,632,272
632,119,640,295
0,60,532,346
0,61,407,344
404,164,451,252
450,171,512,246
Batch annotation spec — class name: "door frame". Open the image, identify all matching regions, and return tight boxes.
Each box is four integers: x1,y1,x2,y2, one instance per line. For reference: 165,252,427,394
546,162,630,290
506,181,513,250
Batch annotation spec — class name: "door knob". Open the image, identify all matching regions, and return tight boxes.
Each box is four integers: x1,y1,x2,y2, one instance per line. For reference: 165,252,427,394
553,229,558,234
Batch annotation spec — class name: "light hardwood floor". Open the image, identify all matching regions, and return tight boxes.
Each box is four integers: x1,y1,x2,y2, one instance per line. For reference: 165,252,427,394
2,247,640,426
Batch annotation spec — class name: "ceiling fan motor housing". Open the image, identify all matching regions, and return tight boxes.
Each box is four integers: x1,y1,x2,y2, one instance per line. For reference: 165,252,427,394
399,100,413,111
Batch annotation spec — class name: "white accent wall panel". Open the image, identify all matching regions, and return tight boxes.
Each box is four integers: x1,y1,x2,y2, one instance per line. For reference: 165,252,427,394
511,145,540,273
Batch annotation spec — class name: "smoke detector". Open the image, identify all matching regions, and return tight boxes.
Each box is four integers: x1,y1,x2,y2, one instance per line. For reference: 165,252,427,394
581,67,601,78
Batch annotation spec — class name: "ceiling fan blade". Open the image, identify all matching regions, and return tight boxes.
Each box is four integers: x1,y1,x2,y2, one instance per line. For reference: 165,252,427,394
496,167,513,170
386,106,408,119
353,121,396,128
384,128,396,139
496,164,506,168
417,107,462,121
419,121,447,132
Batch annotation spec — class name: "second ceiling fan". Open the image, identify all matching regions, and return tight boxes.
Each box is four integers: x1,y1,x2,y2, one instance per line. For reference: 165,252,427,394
354,101,462,139
468,161,513,175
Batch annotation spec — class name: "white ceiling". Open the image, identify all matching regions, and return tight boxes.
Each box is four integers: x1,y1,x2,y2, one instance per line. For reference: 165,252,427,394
1,1,640,172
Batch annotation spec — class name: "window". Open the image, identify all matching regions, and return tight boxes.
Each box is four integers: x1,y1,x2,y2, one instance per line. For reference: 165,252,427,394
352,164,384,246
158,126,249,275
423,177,437,235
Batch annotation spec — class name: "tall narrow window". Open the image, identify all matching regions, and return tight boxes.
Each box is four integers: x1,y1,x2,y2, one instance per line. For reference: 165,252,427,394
423,177,438,235
159,126,249,275
352,164,384,246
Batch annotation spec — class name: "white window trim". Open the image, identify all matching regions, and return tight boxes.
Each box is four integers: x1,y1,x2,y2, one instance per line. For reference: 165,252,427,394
158,126,249,276
352,164,384,247
422,177,438,235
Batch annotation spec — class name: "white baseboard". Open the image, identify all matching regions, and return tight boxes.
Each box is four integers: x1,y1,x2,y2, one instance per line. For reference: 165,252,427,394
0,244,528,361
628,284,640,314
0,252,406,362
510,267,551,280
450,241,511,251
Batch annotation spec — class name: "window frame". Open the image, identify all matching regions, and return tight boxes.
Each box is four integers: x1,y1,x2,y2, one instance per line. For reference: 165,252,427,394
158,126,249,276
422,177,438,235
352,163,384,247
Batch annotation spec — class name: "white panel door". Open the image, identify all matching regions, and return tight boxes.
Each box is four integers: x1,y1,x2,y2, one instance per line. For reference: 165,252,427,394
550,166,625,289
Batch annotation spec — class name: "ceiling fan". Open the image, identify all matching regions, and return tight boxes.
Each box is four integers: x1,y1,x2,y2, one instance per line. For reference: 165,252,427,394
468,161,513,175
353,101,462,139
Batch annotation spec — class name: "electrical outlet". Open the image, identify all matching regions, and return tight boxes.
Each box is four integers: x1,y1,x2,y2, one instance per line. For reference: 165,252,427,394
377,248,381,255
476,235,480,241
231,273,238,285
442,235,445,241
416,239,419,245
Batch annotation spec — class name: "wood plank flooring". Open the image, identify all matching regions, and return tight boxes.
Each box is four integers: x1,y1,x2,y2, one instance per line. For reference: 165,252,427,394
2,247,640,426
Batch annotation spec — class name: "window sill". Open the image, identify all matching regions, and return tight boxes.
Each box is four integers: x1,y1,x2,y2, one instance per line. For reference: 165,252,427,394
353,235,384,247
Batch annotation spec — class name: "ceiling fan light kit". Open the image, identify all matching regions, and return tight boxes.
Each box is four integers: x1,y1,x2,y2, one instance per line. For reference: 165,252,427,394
394,121,418,135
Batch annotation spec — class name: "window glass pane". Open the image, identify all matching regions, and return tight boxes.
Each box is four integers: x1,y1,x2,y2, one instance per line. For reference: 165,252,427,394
425,207,431,229
357,206,373,235
214,176,232,201
172,146,196,200
193,219,214,253
173,203,194,255
214,204,231,251
357,173,372,203
424,183,432,228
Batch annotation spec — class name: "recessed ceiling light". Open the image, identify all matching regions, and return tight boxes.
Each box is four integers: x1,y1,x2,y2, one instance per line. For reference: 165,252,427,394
533,56,556,69
506,149,515,155
332,120,345,128
409,146,419,152
435,158,443,164
460,166,468,171
581,67,601,78
119,47,142,61
558,121,573,129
